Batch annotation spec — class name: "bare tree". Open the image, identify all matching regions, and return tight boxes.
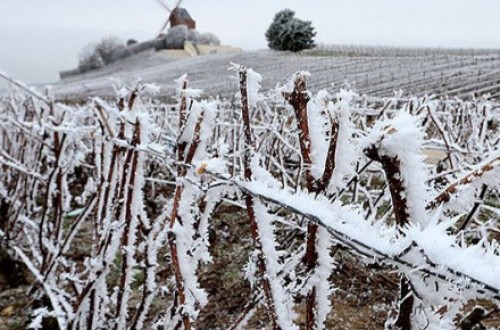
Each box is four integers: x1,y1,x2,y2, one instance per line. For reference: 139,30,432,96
78,36,125,71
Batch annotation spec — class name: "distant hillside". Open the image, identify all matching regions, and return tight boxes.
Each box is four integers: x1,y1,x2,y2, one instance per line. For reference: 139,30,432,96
50,46,500,101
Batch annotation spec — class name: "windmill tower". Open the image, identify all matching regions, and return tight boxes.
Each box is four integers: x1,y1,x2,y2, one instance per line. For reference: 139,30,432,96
154,0,196,37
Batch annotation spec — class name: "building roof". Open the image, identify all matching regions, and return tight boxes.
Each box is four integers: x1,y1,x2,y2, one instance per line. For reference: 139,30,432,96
172,8,193,21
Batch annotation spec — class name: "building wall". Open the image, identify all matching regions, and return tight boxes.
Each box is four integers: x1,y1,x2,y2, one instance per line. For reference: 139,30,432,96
184,42,199,56
195,44,242,55
160,42,242,58
162,49,191,58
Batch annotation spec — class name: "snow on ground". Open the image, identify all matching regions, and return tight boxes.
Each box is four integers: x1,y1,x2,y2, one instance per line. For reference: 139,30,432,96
47,47,500,101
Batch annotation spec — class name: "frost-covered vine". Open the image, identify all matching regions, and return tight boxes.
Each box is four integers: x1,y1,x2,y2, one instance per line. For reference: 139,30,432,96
0,67,499,330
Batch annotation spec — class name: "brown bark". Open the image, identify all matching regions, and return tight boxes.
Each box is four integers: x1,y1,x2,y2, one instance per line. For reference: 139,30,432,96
394,277,414,330
365,143,413,330
317,119,339,192
166,80,201,330
427,154,500,210
114,119,141,329
239,67,281,330
284,73,319,330
365,146,410,227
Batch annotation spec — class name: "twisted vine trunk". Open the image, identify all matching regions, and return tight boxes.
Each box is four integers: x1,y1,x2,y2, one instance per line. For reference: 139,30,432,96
239,67,281,330
365,146,413,330
284,73,321,330
167,81,199,330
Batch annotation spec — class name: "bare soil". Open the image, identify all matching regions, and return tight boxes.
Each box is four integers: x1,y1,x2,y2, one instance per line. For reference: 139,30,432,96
1,204,499,329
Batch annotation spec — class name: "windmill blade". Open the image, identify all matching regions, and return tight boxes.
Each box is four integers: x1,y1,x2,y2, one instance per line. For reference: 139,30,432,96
157,18,171,37
154,0,171,13
172,0,183,10
155,0,185,37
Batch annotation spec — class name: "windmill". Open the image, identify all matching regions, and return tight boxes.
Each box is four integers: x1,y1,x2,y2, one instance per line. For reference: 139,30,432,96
154,0,196,37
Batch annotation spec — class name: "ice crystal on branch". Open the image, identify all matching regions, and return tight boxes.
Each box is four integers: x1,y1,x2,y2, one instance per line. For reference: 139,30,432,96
0,67,499,330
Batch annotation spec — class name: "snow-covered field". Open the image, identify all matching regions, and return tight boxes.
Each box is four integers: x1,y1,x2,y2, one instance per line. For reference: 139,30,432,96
50,46,500,101
1,48,500,329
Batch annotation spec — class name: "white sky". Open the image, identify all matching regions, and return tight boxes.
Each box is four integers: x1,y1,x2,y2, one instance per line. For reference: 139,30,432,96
1,0,500,85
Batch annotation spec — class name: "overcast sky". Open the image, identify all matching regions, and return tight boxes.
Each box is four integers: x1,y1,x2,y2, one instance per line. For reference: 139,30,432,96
1,0,500,86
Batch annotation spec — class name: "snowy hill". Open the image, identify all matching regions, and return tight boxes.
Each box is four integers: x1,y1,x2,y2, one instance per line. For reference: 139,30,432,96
50,47,500,101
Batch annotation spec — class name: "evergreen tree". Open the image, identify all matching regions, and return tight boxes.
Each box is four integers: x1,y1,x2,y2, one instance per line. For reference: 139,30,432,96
265,9,316,52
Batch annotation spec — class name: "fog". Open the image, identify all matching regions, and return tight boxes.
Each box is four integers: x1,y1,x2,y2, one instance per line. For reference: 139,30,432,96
1,0,500,88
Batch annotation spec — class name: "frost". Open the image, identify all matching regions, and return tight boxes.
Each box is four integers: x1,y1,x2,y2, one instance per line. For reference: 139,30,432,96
1,66,499,330
196,157,228,176
246,68,262,107
253,199,298,329
28,308,58,330
362,111,430,227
